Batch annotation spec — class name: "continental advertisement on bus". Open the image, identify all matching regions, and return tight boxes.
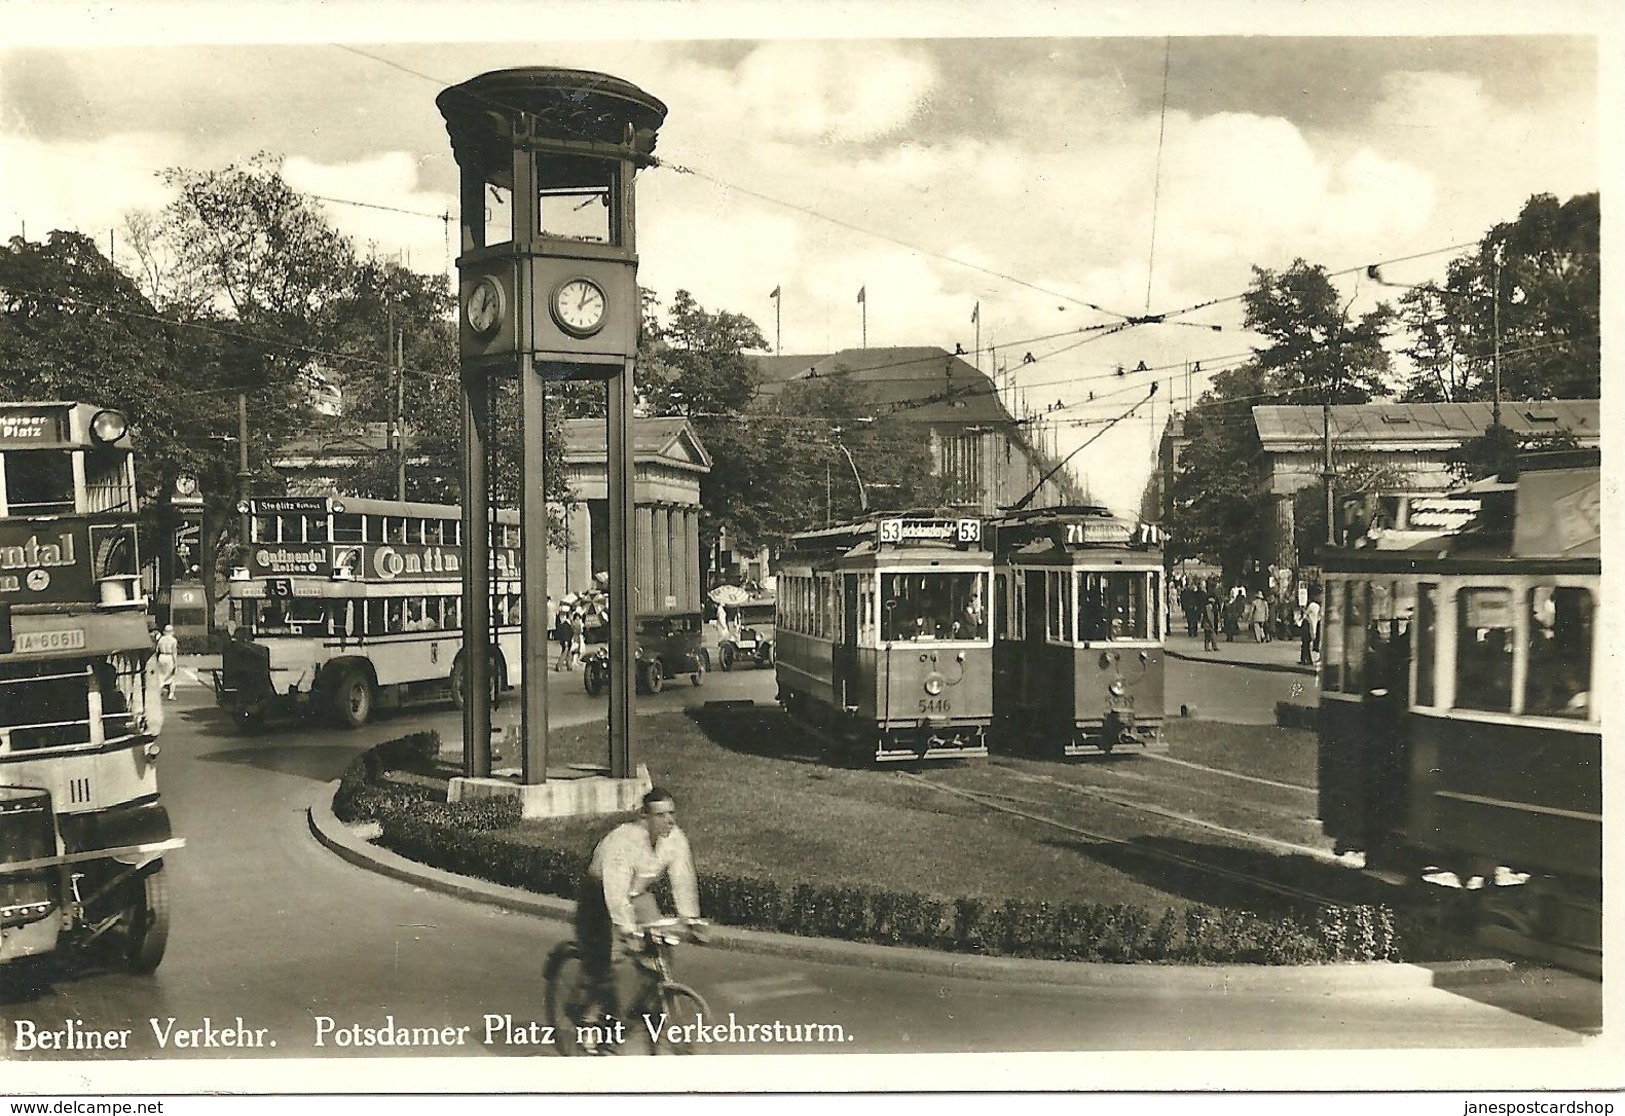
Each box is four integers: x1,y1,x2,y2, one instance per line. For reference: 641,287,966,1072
246,543,517,581
0,519,95,603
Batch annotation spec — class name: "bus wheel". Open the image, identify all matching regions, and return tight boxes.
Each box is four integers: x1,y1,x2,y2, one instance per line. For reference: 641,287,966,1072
642,661,665,695
332,670,374,729
123,864,171,975
449,657,500,711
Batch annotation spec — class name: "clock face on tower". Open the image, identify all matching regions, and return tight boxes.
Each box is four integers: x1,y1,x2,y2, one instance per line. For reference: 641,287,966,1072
465,277,505,338
551,277,608,338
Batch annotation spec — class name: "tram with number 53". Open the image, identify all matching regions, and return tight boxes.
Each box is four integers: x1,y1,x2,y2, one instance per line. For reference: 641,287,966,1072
775,514,993,763
1,402,180,975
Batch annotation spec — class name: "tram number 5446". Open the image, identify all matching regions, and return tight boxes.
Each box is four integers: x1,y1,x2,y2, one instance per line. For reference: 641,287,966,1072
919,698,952,714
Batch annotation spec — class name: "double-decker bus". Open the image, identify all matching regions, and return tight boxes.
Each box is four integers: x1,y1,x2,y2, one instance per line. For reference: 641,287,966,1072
1,402,179,974
214,495,522,731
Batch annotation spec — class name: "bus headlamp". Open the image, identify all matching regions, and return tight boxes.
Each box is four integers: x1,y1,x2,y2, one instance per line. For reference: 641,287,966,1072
924,677,944,696
1108,680,1126,697
90,408,128,444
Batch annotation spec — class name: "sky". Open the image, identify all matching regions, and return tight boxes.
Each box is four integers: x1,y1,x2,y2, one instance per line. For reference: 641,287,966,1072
1,1,1614,516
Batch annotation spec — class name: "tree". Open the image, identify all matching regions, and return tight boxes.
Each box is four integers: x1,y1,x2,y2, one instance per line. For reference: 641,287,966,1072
1167,262,1395,578
123,155,368,626
1241,260,1394,405
0,230,238,596
1396,192,1599,403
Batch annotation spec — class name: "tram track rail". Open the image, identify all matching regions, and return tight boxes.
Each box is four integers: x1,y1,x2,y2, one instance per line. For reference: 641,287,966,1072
897,771,1356,910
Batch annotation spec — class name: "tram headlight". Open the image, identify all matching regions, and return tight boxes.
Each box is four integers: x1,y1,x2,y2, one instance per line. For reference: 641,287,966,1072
924,676,944,696
90,408,128,444
1108,680,1126,697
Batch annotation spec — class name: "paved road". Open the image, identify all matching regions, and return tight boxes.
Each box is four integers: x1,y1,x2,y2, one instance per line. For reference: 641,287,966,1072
1,665,1604,1094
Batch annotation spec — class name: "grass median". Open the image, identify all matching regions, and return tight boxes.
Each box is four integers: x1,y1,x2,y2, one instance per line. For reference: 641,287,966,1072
334,708,1472,964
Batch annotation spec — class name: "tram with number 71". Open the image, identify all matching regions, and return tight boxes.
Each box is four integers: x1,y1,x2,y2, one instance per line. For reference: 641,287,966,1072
1,402,180,975
991,506,1167,757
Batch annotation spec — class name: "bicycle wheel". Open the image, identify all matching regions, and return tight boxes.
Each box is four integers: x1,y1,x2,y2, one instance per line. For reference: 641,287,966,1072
542,942,593,1056
648,983,712,1055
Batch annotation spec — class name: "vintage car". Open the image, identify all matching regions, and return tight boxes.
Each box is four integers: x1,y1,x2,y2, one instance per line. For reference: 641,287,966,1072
718,598,776,670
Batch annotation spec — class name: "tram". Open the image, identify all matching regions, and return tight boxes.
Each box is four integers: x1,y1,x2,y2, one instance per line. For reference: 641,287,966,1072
1,402,180,974
991,506,1166,757
1317,451,1601,968
775,513,993,762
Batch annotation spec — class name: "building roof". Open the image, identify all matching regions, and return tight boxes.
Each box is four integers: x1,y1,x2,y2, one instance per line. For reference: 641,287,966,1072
561,416,711,472
751,346,1013,425
1253,400,1599,452
277,417,711,472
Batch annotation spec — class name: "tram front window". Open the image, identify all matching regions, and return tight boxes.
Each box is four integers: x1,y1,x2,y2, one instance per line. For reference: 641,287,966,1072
1524,586,1592,719
880,572,986,641
1078,572,1153,641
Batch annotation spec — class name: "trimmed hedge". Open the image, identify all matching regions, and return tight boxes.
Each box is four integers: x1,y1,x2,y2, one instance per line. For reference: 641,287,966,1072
338,733,1401,965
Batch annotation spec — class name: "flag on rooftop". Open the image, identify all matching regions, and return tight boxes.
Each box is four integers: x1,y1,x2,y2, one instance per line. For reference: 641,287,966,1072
769,286,780,299
856,286,866,304
971,301,979,324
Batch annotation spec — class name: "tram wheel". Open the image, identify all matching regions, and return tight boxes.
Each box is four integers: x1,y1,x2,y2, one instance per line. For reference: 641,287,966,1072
332,670,374,729
123,864,171,975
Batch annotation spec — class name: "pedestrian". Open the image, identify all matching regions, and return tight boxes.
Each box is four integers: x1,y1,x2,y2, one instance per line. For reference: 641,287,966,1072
1181,583,1200,638
1200,594,1220,652
154,623,180,700
568,606,587,671
554,602,575,671
1300,595,1323,666
1223,589,1243,643
1250,593,1270,643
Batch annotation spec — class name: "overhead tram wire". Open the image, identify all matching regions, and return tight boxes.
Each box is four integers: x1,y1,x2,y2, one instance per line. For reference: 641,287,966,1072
332,44,1503,389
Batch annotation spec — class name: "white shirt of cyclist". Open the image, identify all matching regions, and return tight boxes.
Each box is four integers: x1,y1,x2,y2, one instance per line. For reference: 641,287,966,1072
590,819,700,933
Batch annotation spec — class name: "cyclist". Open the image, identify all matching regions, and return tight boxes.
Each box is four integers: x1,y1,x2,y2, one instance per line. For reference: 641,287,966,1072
575,786,703,1047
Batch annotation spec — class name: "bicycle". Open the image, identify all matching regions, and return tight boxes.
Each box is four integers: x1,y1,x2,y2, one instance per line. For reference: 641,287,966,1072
543,917,713,1055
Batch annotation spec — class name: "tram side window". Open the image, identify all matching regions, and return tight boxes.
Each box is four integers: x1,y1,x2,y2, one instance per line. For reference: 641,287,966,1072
1022,570,1045,642
1321,581,1345,692
993,572,1008,640
1454,588,1514,713
1524,586,1592,720
1343,581,1369,694
858,574,876,643
1048,571,1074,641
444,597,461,630
1,450,75,515
1414,584,1437,706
